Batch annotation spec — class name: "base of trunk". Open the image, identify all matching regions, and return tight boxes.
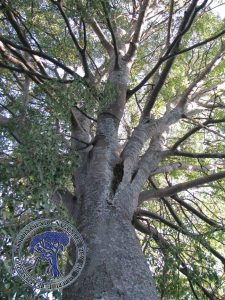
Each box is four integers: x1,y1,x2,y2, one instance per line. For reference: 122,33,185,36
63,208,158,300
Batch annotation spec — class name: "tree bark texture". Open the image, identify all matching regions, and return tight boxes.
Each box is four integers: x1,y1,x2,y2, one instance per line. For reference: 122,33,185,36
63,203,158,300
63,63,159,298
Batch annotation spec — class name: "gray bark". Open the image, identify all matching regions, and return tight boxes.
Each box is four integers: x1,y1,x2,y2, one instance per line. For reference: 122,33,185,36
62,66,159,298
62,109,158,299
63,205,158,300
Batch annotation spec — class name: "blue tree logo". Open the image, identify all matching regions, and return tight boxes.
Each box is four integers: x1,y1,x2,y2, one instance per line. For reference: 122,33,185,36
29,231,69,278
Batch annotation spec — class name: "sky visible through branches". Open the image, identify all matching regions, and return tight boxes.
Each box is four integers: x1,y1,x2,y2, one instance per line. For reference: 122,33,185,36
1,0,225,299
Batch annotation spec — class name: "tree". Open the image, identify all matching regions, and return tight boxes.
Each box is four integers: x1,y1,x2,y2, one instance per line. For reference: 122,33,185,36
0,0,225,299
29,231,69,278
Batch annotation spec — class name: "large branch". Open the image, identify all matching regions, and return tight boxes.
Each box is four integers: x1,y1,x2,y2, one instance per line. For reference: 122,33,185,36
169,27,225,59
148,178,223,229
141,0,209,117
182,116,225,141
171,117,225,150
124,0,150,62
177,44,225,109
139,170,225,203
2,1,47,75
136,208,181,231
0,41,42,83
0,61,67,82
128,4,225,98
170,194,223,229
121,105,183,188
121,48,224,186
128,0,198,99
0,36,84,82
150,162,213,176
171,150,225,159
148,177,184,227
102,1,119,69
166,0,174,47
0,41,29,70
51,1,92,80
163,1,208,57
89,18,113,55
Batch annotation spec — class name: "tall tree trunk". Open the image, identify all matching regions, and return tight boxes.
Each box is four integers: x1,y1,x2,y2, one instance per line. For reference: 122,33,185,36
63,203,158,300
63,44,159,299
